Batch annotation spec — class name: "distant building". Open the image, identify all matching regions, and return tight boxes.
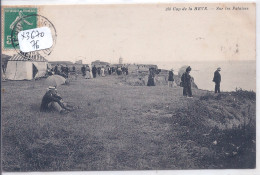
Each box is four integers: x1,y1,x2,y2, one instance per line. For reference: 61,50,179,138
75,60,82,64
128,64,158,72
91,60,110,67
49,61,74,66
119,57,123,64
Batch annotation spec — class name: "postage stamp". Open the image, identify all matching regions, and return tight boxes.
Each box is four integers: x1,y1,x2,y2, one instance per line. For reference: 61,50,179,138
3,8,38,50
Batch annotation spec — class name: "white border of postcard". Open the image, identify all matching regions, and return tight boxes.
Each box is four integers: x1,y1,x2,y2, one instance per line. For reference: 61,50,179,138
1,0,259,175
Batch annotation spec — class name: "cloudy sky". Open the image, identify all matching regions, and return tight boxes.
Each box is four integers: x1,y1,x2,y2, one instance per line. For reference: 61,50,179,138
3,3,256,64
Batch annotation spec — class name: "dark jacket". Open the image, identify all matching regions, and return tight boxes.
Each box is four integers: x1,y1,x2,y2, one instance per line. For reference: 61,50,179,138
40,90,63,112
92,66,97,74
213,70,221,83
168,71,174,81
81,66,86,73
181,72,191,86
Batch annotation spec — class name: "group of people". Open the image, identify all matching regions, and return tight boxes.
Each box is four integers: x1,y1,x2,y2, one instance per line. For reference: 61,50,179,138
177,66,221,98
49,64,72,78
148,66,222,98
80,65,109,78
81,65,96,78
47,64,77,79
41,65,221,114
41,64,131,114
80,65,129,78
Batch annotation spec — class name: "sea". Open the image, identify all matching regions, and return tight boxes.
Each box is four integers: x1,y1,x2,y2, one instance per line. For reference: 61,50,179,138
154,61,256,92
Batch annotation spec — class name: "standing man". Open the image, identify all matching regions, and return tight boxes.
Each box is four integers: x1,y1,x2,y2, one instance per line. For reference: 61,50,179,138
147,68,155,86
92,65,97,78
181,66,193,98
168,69,174,87
213,67,221,93
108,67,112,75
81,65,86,76
64,65,69,78
54,65,58,74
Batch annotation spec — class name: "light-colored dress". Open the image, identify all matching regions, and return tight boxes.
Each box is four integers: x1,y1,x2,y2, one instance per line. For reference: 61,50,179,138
85,71,91,79
90,70,93,79
85,67,91,79
101,68,105,77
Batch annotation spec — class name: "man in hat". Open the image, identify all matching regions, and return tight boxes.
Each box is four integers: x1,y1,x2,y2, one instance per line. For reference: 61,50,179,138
181,66,193,98
81,65,86,77
213,67,221,93
168,69,174,87
40,86,73,114
92,65,97,78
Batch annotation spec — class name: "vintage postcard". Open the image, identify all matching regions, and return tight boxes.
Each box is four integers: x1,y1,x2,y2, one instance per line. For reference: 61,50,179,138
1,2,256,174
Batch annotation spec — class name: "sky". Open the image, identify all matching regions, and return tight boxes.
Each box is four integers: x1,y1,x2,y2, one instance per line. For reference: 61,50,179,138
3,3,256,64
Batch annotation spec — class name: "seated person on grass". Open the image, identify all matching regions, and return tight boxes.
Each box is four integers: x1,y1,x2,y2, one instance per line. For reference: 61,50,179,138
40,86,74,114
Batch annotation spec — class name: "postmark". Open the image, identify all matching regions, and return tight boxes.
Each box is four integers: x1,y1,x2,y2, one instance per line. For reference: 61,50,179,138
11,14,57,59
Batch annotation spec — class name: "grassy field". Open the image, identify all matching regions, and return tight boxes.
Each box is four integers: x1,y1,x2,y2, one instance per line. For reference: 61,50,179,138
1,74,256,171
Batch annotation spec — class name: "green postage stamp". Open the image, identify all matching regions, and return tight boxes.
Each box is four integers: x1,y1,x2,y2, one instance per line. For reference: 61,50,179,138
3,8,38,49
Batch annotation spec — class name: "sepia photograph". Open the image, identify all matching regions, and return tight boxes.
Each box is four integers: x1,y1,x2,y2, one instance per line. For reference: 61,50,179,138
1,2,256,173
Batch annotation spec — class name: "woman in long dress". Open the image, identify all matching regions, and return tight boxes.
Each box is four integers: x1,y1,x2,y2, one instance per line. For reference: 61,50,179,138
85,66,91,79
101,67,105,77
89,65,93,79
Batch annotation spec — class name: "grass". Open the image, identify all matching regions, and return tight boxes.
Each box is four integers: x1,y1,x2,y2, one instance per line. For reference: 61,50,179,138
1,74,256,171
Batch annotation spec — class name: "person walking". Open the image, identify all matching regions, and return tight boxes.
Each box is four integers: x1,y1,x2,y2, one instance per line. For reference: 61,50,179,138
181,66,193,98
92,65,97,78
168,69,174,87
213,67,221,93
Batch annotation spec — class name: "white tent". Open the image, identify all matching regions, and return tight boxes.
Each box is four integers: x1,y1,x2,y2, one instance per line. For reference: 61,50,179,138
5,54,48,80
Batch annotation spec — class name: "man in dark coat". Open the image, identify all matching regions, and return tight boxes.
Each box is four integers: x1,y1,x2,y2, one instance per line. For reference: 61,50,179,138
213,67,221,93
54,65,58,74
147,68,155,86
108,67,112,75
181,66,192,97
92,65,97,78
97,67,101,76
72,66,76,72
81,65,86,76
168,69,174,87
64,65,69,78
40,87,72,114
